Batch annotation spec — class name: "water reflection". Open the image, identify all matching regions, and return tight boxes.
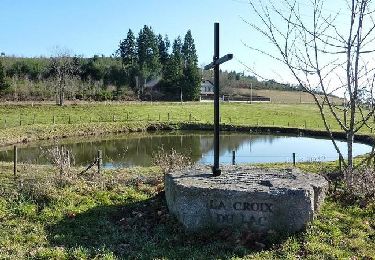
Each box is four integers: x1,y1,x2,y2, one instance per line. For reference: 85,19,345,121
0,131,372,168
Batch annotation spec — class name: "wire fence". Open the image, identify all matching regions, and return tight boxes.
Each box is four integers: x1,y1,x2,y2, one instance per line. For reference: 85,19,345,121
8,144,344,178
0,112,360,132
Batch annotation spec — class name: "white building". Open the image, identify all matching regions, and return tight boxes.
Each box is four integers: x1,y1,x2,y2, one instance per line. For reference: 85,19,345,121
201,80,214,94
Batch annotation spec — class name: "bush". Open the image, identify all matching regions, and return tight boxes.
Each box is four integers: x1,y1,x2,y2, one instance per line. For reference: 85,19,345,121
152,147,192,175
93,90,114,101
0,60,9,92
345,166,375,201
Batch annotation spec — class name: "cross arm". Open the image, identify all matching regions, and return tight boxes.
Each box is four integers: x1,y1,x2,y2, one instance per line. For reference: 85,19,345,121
204,54,234,70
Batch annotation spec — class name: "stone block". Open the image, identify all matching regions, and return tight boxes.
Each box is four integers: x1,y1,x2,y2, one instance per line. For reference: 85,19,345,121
165,166,328,233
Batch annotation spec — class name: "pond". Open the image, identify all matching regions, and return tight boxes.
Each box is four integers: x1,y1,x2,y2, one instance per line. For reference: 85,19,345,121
0,131,372,168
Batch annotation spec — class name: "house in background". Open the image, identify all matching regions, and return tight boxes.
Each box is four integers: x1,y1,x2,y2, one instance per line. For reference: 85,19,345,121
200,80,214,100
144,77,162,90
201,80,214,93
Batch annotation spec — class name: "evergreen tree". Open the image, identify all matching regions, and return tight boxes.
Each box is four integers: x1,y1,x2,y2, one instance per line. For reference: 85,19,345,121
171,36,184,79
162,36,184,99
119,29,137,69
164,36,183,83
181,30,200,100
137,25,161,81
182,30,198,66
118,29,138,88
157,34,170,71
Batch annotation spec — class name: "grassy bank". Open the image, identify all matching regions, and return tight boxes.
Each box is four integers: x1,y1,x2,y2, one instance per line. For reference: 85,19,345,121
0,102,374,147
0,161,374,259
0,102,374,259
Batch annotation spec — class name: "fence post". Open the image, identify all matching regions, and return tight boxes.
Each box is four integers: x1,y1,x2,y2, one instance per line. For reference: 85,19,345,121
126,112,129,121
66,150,70,168
4,118,6,128
189,113,192,122
232,150,236,165
112,115,115,122
159,114,161,121
292,153,296,166
97,150,102,174
53,116,56,124
69,115,71,124
59,148,64,178
304,120,307,128
168,113,170,121
13,145,17,176
33,114,36,124
19,116,22,126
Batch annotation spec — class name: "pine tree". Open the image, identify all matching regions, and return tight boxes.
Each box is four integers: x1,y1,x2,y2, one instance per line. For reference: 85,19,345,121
181,30,200,100
171,36,184,79
137,25,161,81
157,34,170,72
162,36,184,99
182,30,198,66
119,29,138,88
163,37,183,81
119,29,137,69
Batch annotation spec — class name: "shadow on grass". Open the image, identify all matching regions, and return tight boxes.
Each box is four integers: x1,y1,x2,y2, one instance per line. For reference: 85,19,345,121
47,192,291,259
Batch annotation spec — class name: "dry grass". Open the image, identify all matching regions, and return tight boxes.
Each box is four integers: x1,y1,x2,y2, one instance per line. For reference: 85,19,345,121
152,147,192,175
236,88,344,104
346,166,375,201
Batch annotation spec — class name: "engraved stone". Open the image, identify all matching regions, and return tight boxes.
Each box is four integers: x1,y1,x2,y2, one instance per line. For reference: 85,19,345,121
165,165,328,233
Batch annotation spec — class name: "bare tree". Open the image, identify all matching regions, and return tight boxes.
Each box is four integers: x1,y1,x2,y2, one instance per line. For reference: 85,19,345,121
245,0,375,170
50,48,79,106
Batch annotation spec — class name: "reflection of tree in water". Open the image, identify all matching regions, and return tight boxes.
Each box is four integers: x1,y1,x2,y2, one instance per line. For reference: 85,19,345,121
0,133,281,167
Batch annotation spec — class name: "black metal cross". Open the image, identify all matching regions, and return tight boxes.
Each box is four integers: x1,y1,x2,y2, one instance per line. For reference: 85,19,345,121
204,23,233,176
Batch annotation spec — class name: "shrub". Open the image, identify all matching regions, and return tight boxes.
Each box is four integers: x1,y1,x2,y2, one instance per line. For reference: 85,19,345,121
152,147,192,175
345,166,375,201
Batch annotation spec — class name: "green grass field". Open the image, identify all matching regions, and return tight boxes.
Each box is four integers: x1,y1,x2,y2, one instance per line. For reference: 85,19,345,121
0,102,374,147
0,102,374,259
0,102,369,130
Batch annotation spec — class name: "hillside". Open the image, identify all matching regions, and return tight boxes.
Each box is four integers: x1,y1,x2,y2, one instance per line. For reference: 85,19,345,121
206,70,344,104
234,88,344,104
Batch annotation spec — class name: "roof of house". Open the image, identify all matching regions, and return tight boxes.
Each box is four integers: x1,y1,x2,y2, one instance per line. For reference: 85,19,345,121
144,77,162,88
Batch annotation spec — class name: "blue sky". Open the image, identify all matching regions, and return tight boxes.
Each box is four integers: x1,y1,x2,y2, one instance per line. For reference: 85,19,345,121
0,0,350,83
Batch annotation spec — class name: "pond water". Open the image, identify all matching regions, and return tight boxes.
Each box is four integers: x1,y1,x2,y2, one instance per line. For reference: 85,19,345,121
0,131,372,168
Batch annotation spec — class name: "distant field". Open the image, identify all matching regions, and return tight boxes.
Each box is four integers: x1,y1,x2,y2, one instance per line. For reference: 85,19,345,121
0,102,340,130
235,88,344,104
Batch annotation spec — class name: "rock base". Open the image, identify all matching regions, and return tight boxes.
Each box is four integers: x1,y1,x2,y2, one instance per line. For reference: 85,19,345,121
165,166,328,233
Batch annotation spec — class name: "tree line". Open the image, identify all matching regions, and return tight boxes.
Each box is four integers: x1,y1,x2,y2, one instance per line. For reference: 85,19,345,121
0,26,201,103
117,26,200,101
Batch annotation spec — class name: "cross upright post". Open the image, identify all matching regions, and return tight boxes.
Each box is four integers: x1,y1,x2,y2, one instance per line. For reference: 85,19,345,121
204,23,233,176
213,23,220,176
